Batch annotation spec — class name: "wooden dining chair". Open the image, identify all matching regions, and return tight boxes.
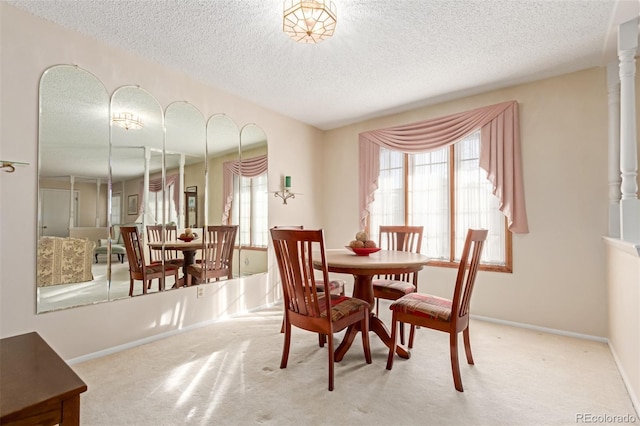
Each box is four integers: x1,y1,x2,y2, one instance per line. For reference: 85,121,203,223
120,226,179,296
372,225,423,345
270,228,372,391
386,228,488,392
146,225,183,266
274,226,345,337
186,225,237,286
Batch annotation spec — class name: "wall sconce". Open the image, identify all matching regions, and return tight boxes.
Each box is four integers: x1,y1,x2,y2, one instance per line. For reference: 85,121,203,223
273,175,298,204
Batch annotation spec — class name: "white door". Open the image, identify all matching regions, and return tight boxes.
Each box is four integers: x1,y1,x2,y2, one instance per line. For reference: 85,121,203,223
40,189,77,237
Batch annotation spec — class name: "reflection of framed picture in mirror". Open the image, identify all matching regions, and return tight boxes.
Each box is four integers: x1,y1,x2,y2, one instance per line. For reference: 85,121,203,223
185,191,197,228
127,194,138,215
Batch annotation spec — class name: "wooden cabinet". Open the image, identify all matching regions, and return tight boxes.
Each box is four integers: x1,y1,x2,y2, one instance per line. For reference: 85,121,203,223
0,332,87,425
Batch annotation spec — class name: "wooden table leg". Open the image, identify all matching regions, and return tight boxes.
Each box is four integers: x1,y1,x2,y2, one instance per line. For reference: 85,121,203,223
61,394,81,425
333,273,410,361
174,250,196,288
334,314,409,361
370,315,410,359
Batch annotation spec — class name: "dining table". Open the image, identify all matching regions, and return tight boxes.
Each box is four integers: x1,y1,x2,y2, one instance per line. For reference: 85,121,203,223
315,248,429,361
148,239,202,287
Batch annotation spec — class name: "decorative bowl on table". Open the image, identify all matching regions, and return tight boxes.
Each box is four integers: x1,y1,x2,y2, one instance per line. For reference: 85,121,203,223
178,235,195,242
345,246,381,256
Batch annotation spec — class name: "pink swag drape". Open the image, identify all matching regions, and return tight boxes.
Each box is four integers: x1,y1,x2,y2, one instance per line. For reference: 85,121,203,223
359,100,529,233
222,154,268,223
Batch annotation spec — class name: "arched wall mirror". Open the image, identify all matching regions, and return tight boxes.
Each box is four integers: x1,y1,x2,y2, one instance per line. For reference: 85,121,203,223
110,85,164,298
37,65,110,313
36,64,269,313
206,114,240,276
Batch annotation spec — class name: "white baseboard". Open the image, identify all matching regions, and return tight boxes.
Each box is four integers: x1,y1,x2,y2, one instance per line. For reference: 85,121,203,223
607,341,640,417
66,302,279,365
470,314,608,343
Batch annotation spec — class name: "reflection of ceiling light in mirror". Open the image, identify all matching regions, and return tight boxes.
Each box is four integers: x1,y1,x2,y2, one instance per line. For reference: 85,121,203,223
283,0,337,44
112,112,143,130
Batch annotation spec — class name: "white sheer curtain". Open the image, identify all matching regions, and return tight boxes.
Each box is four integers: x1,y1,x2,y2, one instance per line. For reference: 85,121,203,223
409,148,450,260
369,131,506,265
250,174,268,247
369,148,404,243
454,132,505,263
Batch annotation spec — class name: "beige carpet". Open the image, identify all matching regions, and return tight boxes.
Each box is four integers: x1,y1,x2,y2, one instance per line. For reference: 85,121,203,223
72,305,637,426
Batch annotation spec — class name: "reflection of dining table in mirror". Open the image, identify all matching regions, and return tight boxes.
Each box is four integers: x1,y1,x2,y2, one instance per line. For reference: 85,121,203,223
315,249,429,361
148,239,202,287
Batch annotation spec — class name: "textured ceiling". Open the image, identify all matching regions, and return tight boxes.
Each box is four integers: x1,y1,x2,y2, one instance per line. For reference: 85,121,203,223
7,0,640,131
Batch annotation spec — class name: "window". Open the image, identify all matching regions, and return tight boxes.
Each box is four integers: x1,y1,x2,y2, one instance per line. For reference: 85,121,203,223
369,131,511,272
148,183,178,225
231,172,268,248
111,193,122,225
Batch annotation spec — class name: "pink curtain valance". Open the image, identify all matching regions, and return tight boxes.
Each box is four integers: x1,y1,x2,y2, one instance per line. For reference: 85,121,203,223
222,155,268,223
358,100,529,233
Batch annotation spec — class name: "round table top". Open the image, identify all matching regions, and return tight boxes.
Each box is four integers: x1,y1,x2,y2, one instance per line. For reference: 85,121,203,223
148,239,202,250
319,249,429,275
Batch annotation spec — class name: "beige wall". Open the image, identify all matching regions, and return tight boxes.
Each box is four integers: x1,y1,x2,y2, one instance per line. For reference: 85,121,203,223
0,4,323,359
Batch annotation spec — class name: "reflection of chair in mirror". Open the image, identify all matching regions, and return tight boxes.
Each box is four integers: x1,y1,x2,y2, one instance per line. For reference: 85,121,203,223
120,226,179,296
386,228,488,392
270,228,372,391
186,225,238,286
372,225,423,345
146,225,183,267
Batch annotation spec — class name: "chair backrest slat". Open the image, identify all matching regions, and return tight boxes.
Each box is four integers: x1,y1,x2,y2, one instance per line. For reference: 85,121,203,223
452,229,488,322
270,228,331,319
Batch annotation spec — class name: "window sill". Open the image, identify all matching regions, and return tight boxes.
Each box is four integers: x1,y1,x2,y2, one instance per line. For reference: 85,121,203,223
238,246,267,252
427,259,512,273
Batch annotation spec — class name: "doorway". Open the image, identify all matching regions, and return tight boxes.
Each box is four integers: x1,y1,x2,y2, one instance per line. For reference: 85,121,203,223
40,188,78,237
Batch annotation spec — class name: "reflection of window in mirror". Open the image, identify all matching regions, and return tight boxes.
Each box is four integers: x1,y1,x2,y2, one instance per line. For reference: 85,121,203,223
185,190,197,228
147,174,180,224
230,172,268,248
111,192,122,225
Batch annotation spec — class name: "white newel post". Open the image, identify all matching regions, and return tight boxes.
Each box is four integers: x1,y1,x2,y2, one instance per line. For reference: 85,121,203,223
69,175,75,230
96,178,101,227
120,181,125,222
179,154,185,229
143,147,151,227
618,17,640,243
607,62,622,238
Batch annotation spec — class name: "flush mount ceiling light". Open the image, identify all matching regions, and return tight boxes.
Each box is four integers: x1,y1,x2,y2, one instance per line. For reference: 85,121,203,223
112,112,143,130
283,0,337,44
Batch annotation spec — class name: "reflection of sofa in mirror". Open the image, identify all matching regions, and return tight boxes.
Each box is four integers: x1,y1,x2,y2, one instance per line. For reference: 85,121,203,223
37,236,96,286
